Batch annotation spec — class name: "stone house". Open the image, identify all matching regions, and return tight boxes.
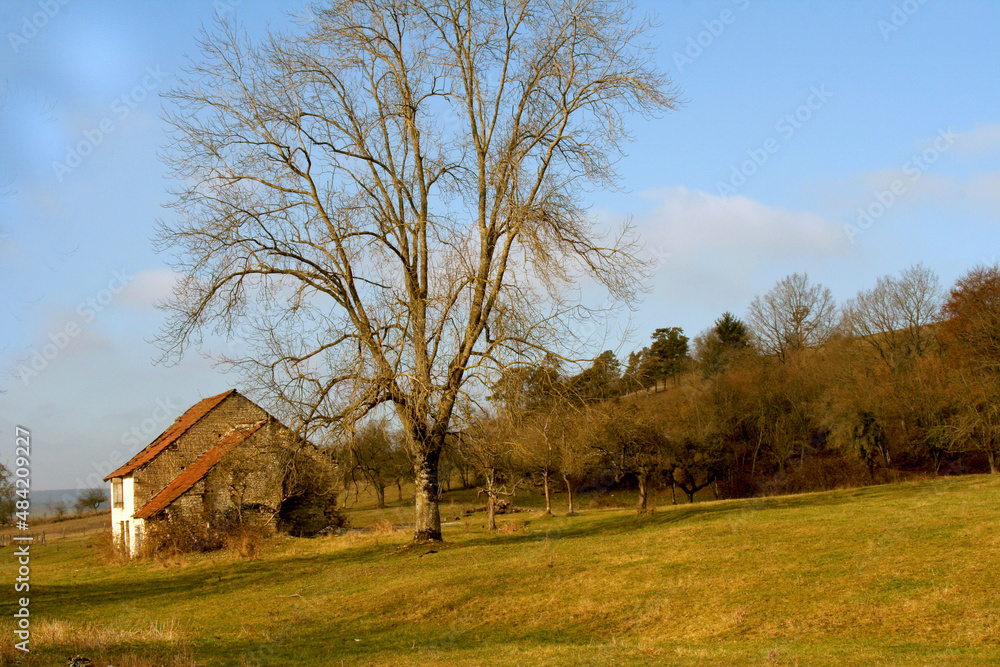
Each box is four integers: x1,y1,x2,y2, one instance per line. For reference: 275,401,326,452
105,389,333,556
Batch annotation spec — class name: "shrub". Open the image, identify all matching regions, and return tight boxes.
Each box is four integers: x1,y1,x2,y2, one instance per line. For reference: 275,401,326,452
367,518,395,535
278,490,347,537
142,518,211,560
222,523,270,559
764,455,874,495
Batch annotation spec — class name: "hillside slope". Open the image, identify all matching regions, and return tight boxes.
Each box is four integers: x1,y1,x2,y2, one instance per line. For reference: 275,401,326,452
3,476,999,666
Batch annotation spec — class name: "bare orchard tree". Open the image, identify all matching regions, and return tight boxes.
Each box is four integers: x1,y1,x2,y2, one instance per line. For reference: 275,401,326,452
842,263,942,369
460,411,526,531
155,0,677,542
747,273,836,362
75,488,107,514
345,420,407,508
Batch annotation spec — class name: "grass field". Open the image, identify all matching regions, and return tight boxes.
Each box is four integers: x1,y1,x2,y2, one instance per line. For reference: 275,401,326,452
2,476,1000,666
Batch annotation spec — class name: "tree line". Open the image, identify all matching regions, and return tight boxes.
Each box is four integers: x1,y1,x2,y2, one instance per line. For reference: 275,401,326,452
399,262,1000,522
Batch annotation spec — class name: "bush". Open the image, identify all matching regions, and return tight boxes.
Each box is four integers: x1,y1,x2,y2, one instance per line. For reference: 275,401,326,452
222,524,270,559
95,530,130,565
278,490,347,537
142,518,212,561
764,455,875,495
367,518,395,535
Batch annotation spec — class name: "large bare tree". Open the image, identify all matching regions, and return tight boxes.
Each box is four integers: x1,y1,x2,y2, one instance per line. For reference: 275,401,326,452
155,0,677,541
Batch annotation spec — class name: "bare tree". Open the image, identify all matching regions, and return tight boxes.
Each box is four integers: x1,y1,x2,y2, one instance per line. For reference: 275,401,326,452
592,401,666,513
75,488,107,514
49,500,69,519
460,412,525,531
556,407,601,515
155,0,677,541
947,373,1000,474
345,421,407,508
747,273,836,361
843,263,942,369
519,406,584,515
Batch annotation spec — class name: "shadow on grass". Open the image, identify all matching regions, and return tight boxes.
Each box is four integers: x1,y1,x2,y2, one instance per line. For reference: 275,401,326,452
441,476,975,551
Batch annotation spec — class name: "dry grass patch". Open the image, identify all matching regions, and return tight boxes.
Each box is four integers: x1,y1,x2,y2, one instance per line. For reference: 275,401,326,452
0,618,195,666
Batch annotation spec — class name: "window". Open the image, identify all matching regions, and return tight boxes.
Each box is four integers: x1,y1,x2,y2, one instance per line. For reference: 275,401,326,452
112,479,124,509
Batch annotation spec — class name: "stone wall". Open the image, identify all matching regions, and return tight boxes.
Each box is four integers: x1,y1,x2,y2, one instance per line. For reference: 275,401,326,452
133,393,268,510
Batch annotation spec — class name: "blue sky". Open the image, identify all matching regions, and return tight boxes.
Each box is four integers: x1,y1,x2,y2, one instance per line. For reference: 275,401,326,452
1,0,998,490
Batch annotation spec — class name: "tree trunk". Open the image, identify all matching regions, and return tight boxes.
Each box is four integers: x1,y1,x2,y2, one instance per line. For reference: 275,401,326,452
487,493,497,531
396,478,403,502
542,469,552,515
413,449,442,542
988,450,998,474
637,473,648,514
670,479,677,505
375,484,386,509
563,473,574,515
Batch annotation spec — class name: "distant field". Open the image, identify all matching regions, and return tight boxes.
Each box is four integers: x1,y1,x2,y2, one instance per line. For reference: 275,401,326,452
2,476,1000,666
27,489,110,518
0,510,111,545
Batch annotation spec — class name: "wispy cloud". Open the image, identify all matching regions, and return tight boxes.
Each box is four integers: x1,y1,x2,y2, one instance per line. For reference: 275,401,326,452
639,186,848,264
952,123,1000,156
117,267,180,309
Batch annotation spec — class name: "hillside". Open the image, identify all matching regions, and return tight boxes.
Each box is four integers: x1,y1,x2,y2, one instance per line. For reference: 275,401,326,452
2,476,999,666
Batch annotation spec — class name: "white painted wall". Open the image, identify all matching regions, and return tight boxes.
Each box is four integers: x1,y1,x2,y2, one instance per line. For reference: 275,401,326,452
109,475,144,556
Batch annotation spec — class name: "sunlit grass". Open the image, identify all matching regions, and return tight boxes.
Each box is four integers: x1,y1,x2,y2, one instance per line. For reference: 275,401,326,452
2,476,999,665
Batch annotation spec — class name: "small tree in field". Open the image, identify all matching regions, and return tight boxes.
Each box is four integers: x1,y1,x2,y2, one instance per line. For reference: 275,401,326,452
50,500,69,518
519,410,564,515
592,401,667,513
556,414,601,515
346,421,406,508
155,0,678,543
75,488,106,514
461,414,525,531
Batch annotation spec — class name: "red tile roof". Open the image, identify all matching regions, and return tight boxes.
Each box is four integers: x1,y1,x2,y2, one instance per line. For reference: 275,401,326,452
103,390,236,481
133,420,268,520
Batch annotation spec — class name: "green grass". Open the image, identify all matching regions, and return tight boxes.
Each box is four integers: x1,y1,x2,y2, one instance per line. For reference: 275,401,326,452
3,476,1000,665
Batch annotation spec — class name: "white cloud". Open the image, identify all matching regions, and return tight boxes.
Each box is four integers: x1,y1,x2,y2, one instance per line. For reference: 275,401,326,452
810,122,1000,217
852,169,1000,218
626,187,849,334
117,267,181,308
639,186,848,263
952,123,1000,156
